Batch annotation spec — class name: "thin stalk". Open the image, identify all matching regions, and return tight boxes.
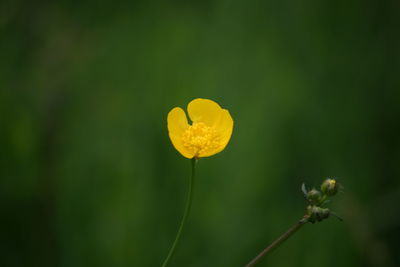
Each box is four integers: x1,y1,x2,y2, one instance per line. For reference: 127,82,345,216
245,215,309,267
161,158,197,267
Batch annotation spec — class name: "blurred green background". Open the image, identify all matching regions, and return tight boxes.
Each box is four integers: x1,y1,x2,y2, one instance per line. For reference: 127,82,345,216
1,0,399,266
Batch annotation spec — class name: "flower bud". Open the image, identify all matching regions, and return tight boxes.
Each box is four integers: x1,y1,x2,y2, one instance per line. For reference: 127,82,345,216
307,189,322,205
319,208,330,220
321,178,338,197
306,205,330,223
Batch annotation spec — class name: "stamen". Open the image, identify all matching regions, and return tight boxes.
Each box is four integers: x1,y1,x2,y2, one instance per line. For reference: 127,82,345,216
181,122,221,157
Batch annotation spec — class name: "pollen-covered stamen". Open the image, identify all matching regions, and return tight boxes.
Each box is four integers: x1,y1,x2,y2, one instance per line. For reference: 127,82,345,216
182,122,221,156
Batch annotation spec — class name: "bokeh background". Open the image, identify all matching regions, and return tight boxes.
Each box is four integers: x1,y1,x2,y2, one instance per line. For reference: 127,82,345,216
1,0,399,266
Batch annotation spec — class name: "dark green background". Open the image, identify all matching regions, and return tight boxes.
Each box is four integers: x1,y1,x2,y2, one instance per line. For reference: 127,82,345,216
1,0,399,266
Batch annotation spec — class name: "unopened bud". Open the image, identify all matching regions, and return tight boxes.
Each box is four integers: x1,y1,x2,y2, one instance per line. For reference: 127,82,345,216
306,205,330,223
321,178,338,197
307,189,322,205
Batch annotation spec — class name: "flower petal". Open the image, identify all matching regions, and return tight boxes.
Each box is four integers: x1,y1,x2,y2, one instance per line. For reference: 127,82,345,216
199,109,234,157
214,109,234,137
168,107,189,136
167,107,194,158
187,98,223,126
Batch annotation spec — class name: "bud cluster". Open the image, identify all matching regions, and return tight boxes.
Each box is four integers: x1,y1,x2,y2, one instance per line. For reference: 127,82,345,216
301,178,340,224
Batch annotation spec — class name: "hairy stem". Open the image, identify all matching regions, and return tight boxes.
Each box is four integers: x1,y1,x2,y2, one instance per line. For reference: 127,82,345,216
245,215,309,267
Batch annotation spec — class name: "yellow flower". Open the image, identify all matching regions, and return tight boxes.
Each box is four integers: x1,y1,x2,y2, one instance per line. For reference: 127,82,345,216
167,98,234,159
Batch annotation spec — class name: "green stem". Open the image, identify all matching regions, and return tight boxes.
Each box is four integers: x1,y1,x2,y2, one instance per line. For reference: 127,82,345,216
245,215,309,267
161,158,197,267
318,195,328,205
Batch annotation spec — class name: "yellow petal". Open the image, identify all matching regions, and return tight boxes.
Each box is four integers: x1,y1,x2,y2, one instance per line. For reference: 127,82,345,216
199,109,234,157
167,107,194,158
187,98,223,126
214,109,234,138
168,107,189,136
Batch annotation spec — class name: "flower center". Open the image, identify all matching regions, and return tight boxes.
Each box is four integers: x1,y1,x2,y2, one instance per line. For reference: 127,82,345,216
182,122,221,157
